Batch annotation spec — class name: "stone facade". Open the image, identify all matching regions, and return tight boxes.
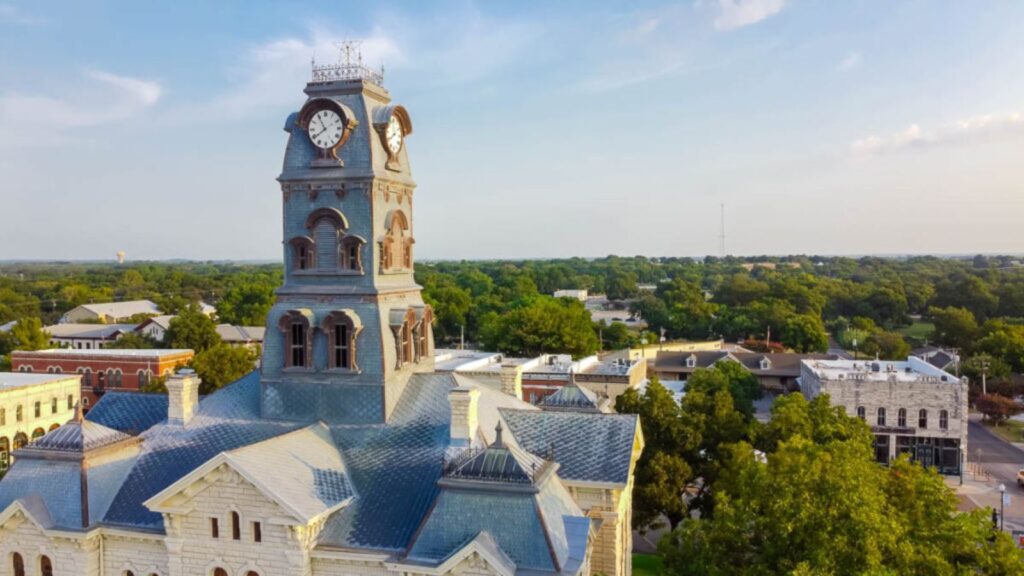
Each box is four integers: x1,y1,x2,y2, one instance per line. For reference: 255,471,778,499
0,373,81,474
800,356,968,474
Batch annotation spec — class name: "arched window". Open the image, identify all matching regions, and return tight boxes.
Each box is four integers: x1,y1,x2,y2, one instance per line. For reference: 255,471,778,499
877,407,886,427
289,237,315,271
112,369,123,388
939,409,949,430
48,423,59,432
13,432,28,450
278,311,312,369
213,569,228,576
32,428,45,440
340,235,365,273
67,394,74,410
898,408,907,428
231,511,241,540
414,308,433,361
918,409,928,429
51,397,57,414
0,437,9,473
856,406,865,421
247,572,260,576
40,555,53,576
82,368,93,387
16,404,23,423
124,571,135,576
324,311,362,371
382,210,411,272
12,552,24,576
34,401,41,418
313,218,340,272
138,370,150,388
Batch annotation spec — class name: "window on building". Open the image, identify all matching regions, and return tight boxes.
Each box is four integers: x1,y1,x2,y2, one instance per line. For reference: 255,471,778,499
856,406,865,421
138,370,150,388
877,407,886,427
32,428,44,440
0,408,5,426
51,397,57,414
214,569,228,576
12,552,24,576
0,437,9,473
253,521,262,543
898,408,907,428
40,555,53,576
939,409,949,430
324,311,360,370
83,397,90,407
82,368,93,387
382,211,411,271
33,402,40,419
16,404,23,423
231,511,241,540
290,237,315,271
210,517,219,538
125,571,135,576
290,323,306,367
97,371,106,389
13,433,28,450
341,236,364,273
919,409,928,429
67,394,73,410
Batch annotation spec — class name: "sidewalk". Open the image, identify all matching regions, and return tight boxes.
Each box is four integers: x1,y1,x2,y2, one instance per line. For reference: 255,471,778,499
947,471,1024,533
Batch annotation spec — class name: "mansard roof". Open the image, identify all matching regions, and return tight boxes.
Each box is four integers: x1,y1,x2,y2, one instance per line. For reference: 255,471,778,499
0,369,634,571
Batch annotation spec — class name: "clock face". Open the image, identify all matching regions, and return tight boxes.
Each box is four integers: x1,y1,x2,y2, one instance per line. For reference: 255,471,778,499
308,109,344,149
386,115,403,155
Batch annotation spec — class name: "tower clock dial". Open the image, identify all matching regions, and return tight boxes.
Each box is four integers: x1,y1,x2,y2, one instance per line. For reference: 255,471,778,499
386,115,403,155
308,109,344,150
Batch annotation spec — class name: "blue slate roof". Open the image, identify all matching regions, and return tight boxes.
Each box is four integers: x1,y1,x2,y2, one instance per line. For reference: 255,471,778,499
87,392,169,435
538,385,601,413
0,459,83,529
500,409,638,485
28,419,132,453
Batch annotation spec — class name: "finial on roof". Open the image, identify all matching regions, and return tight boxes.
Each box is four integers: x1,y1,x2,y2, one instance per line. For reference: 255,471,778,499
493,421,504,448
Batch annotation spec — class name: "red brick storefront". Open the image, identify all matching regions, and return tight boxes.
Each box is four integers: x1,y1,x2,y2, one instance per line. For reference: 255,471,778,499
11,349,194,409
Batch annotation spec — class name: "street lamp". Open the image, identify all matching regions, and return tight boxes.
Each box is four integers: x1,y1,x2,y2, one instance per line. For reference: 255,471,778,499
999,483,1007,530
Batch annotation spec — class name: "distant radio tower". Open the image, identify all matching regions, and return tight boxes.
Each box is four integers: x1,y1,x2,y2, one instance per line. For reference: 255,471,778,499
719,203,726,257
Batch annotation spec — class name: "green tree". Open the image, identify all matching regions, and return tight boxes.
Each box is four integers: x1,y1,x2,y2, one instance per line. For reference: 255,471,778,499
217,282,274,326
661,397,1023,575
105,332,158,349
598,321,632,351
780,313,828,353
929,306,978,350
8,318,51,351
860,331,911,360
164,303,221,352
479,297,598,358
191,344,257,394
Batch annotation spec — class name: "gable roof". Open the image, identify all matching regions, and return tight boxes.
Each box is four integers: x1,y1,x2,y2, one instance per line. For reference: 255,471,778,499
215,324,266,343
145,423,354,524
44,323,137,339
654,350,839,376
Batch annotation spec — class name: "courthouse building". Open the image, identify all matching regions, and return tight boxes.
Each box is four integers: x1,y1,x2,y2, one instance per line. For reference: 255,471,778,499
800,357,968,475
0,55,642,576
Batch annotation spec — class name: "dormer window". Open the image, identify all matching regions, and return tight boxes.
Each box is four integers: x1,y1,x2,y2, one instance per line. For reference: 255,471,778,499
686,355,696,368
759,358,770,370
340,235,366,274
278,310,313,369
323,310,362,371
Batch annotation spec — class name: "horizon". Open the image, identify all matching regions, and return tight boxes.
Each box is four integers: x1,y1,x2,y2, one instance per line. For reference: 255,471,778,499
2,1,1024,260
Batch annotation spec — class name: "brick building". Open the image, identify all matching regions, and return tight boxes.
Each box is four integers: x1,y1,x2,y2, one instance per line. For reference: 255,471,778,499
10,349,193,408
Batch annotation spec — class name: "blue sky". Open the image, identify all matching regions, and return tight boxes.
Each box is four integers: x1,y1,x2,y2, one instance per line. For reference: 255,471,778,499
2,1,1023,260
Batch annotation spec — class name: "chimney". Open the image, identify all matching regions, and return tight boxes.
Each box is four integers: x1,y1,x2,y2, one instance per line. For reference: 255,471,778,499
166,368,200,425
448,385,480,446
499,363,523,399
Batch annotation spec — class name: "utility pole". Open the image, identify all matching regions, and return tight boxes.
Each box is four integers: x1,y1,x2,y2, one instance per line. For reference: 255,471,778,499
981,358,990,396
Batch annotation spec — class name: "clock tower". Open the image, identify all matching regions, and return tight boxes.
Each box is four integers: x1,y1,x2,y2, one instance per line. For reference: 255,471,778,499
260,45,434,424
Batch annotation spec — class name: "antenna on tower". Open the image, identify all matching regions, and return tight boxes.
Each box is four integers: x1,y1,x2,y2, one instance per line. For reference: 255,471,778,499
719,203,726,257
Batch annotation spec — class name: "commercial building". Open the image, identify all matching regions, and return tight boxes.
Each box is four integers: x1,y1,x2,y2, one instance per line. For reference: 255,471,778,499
0,372,80,474
654,350,839,392
799,357,968,475
10,348,193,408
0,61,642,576
44,323,136,349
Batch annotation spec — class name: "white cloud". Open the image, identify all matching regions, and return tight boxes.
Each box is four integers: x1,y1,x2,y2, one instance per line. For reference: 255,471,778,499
837,51,862,71
0,3,44,26
0,69,162,147
707,0,786,31
850,112,1024,156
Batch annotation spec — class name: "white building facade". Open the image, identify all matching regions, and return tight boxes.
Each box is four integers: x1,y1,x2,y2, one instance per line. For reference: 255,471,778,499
0,373,81,475
800,357,968,475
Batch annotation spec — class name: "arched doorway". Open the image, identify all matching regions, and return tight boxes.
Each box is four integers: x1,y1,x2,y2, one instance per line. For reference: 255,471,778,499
13,432,28,450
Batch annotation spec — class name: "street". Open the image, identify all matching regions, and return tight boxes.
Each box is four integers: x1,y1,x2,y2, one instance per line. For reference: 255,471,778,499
965,419,1024,534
